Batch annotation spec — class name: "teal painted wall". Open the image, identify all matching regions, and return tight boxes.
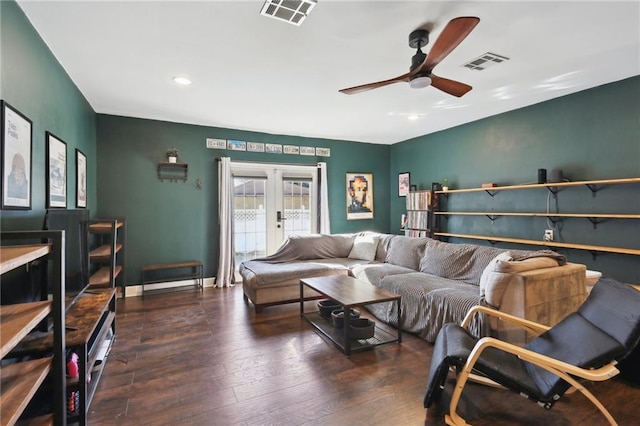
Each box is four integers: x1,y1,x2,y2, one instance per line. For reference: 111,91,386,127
390,76,640,283
3,0,637,286
96,115,390,280
0,0,97,231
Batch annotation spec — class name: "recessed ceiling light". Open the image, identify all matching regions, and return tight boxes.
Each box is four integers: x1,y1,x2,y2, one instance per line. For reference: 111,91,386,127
407,114,421,120
172,76,192,86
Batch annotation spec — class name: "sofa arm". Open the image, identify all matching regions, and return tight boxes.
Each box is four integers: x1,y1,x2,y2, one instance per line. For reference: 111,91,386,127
490,263,587,343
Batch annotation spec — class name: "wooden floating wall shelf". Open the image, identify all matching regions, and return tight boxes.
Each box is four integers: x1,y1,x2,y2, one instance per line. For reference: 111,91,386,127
434,212,640,228
436,177,640,197
157,162,188,182
435,232,640,258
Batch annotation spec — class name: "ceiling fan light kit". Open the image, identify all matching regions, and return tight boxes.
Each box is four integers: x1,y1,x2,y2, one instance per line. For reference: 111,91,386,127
409,74,432,89
339,16,480,97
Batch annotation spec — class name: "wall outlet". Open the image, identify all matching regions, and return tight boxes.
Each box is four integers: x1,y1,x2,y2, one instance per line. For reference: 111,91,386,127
544,229,554,241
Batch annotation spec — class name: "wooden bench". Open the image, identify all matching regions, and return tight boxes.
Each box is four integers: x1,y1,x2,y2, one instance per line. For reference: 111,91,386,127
141,261,203,298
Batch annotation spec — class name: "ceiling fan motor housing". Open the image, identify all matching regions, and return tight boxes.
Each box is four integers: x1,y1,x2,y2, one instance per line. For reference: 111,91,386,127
408,29,430,49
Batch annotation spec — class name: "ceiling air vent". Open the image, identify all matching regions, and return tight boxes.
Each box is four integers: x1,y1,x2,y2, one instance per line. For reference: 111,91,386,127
260,0,317,26
463,52,509,71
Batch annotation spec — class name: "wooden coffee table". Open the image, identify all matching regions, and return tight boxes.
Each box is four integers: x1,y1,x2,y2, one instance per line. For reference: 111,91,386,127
300,275,401,356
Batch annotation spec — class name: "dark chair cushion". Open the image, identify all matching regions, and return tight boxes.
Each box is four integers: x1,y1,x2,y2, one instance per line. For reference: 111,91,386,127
423,324,474,408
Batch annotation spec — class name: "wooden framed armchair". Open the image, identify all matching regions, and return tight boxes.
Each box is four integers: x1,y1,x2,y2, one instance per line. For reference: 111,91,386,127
423,278,640,426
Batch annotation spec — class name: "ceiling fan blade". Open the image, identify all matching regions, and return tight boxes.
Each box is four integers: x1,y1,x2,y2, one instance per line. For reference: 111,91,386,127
422,16,480,73
430,75,472,97
339,71,412,94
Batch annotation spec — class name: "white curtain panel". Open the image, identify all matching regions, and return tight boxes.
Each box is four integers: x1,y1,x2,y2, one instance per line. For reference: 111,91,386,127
216,157,235,287
318,162,331,234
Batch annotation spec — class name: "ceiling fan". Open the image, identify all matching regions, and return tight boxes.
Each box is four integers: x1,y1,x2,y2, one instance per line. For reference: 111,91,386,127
339,16,480,98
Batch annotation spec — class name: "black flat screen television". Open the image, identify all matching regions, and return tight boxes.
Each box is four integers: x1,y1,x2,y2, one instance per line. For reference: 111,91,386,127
43,208,90,310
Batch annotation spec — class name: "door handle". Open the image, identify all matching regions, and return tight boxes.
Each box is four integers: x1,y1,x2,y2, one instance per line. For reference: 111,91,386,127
277,211,287,222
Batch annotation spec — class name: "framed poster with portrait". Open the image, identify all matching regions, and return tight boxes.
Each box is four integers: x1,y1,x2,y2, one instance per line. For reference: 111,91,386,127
46,131,67,208
76,149,87,208
398,171,410,197
1,101,32,210
346,172,373,220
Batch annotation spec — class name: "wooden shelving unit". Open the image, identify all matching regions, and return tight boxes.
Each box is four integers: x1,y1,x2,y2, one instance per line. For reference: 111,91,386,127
404,183,440,237
88,218,126,296
435,177,639,258
15,288,116,426
1,232,66,425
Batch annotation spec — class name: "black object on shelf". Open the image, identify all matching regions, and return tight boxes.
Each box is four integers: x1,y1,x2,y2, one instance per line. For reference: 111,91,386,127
157,162,188,182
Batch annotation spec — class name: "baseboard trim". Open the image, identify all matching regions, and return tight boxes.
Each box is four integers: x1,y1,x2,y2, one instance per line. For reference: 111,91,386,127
123,277,217,297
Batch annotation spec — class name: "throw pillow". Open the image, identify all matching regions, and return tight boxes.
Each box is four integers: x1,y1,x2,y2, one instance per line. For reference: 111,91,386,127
348,234,380,261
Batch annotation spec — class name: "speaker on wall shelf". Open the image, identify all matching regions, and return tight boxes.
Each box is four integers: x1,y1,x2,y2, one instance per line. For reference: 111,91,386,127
550,168,564,183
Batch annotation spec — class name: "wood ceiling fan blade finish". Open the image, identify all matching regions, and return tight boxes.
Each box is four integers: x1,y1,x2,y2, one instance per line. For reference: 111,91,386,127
339,72,412,94
422,16,480,73
430,75,472,97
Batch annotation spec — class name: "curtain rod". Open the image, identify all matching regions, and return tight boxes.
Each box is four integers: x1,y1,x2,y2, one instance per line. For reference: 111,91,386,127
215,157,321,167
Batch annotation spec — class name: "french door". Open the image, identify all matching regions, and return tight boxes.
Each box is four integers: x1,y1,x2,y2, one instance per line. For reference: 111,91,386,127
231,162,318,265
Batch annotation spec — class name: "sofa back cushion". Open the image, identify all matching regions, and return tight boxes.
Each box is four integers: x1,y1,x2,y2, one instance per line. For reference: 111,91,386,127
420,239,510,285
375,234,395,262
386,236,430,270
259,233,356,262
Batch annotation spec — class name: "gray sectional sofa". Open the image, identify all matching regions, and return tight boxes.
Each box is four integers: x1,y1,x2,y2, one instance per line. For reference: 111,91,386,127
239,233,587,342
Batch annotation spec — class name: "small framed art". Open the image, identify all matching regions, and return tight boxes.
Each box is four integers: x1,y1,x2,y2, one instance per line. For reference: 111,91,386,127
76,149,87,208
1,101,32,209
398,172,410,197
46,131,67,208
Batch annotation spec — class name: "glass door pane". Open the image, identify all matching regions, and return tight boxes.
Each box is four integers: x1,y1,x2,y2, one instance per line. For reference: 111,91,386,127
233,177,267,264
282,178,312,239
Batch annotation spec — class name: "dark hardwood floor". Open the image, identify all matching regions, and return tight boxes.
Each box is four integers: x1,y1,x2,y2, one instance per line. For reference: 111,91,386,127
88,285,640,425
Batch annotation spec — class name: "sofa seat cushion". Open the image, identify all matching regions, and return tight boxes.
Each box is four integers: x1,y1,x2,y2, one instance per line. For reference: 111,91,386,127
349,263,416,286
365,272,482,342
240,258,367,290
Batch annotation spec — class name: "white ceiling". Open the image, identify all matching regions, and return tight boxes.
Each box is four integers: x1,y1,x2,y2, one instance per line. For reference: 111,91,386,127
17,1,640,145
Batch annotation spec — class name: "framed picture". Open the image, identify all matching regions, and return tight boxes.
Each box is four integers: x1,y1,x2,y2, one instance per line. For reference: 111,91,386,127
346,172,373,220
398,171,410,197
1,101,32,209
46,131,67,208
76,149,87,208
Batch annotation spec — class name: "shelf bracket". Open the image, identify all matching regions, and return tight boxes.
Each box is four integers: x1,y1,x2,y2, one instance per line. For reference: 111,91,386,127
547,216,560,225
486,215,498,222
585,183,601,197
546,186,559,195
586,217,604,229
485,190,497,197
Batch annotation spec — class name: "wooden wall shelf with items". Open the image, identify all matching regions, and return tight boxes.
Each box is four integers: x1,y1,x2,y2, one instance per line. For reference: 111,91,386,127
157,162,188,182
403,183,440,237
434,176,639,258
88,218,127,296
1,231,66,425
